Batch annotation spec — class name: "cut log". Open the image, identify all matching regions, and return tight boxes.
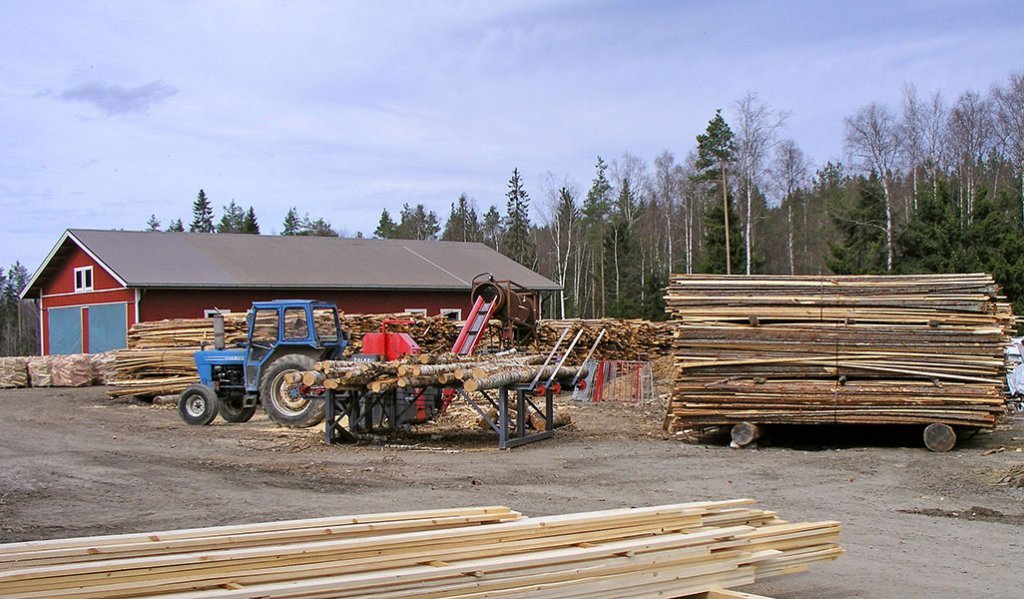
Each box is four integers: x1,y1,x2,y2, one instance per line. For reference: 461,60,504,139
923,422,957,452
730,422,762,448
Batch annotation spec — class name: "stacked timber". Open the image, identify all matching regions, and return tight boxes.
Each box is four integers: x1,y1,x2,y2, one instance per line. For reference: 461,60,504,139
107,349,199,398
127,314,249,349
664,274,1014,434
50,354,95,387
0,500,842,598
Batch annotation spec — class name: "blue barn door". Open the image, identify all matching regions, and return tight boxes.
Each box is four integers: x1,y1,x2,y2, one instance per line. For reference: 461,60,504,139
48,307,83,355
88,303,128,353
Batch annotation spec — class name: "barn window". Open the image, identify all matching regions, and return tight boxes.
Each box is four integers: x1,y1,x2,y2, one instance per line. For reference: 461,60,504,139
440,308,462,320
74,267,93,292
404,308,427,315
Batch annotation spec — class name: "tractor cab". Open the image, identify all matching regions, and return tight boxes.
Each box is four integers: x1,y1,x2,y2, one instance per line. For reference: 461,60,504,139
179,300,349,428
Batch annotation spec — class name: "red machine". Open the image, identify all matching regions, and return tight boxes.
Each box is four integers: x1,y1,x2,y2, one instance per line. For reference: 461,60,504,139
360,319,421,361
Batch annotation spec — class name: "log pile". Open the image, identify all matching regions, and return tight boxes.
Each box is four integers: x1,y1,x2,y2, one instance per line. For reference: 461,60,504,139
536,318,674,361
665,274,1015,433
305,353,555,394
0,500,841,598
0,357,29,388
106,349,200,398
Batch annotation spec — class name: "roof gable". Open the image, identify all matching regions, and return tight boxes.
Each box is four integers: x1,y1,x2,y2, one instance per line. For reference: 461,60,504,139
24,230,560,296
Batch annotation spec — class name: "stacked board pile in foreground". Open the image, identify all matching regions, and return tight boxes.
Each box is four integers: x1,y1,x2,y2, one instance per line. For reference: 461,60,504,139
0,500,841,598
664,274,1014,434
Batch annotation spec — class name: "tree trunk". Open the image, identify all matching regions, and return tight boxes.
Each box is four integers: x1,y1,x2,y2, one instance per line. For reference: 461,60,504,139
787,198,795,275
721,164,731,275
882,178,894,271
744,182,753,275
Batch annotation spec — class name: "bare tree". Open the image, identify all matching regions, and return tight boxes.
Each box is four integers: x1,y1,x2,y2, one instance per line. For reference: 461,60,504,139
653,151,680,274
947,91,995,222
845,102,900,271
734,92,788,274
991,71,1024,227
772,139,811,274
538,174,581,318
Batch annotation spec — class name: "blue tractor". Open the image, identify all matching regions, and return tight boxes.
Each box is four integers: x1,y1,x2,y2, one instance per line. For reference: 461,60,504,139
177,300,349,428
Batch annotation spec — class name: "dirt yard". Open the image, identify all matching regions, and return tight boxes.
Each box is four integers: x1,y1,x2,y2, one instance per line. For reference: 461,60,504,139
1,387,1022,598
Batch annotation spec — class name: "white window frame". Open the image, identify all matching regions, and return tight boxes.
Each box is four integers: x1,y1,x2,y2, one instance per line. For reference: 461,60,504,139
73,266,94,292
204,309,231,318
403,308,427,315
440,308,462,320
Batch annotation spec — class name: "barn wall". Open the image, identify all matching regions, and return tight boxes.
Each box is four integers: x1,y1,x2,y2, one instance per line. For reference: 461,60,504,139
39,246,135,354
140,289,473,321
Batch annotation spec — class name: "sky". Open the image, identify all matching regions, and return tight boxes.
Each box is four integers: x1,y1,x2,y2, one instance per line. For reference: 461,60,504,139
1,0,1022,275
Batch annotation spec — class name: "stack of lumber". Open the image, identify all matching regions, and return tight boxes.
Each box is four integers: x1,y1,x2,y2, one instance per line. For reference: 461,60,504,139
664,273,1014,433
0,357,29,388
0,500,841,598
127,314,249,350
107,349,199,398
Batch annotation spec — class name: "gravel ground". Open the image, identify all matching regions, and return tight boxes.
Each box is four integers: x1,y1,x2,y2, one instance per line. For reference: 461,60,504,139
1,387,1022,598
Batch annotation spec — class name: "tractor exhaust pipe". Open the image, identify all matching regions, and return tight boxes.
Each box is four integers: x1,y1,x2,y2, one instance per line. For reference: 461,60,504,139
212,311,225,350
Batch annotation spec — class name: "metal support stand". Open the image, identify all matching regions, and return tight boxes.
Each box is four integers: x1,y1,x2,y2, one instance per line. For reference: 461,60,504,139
323,388,425,444
455,384,554,449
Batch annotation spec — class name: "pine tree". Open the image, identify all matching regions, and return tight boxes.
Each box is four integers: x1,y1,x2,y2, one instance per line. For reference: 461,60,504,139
242,206,260,234
282,207,301,235
166,219,184,232
963,189,1024,317
896,181,966,273
216,200,246,233
694,110,738,274
300,215,340,237
504,168,536,267
145,214,161,231
697,195,745,274
396,204,440,240
189,189,215,233
374,209,398,238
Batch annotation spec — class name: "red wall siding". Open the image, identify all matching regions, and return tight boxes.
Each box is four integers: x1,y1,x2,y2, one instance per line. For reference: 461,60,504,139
140,289,473,321
39,247,135,354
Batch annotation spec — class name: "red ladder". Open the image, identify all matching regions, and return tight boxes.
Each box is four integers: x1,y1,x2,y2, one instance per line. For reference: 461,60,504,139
451,295,496,355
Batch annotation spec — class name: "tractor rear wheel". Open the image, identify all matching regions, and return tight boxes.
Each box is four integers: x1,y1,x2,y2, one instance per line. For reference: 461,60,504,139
261,355,322,428
220,397,258,423
178,384,219,426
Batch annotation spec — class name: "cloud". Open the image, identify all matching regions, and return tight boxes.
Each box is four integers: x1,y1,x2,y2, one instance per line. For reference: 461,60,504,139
58,81,178,115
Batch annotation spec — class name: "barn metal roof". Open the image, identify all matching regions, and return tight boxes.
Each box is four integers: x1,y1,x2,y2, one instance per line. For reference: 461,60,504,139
22,229,561,297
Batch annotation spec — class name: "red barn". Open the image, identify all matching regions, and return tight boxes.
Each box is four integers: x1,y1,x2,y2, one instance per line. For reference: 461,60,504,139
22,229,560,355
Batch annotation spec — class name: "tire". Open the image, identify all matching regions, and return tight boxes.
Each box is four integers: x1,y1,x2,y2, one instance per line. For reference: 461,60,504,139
261,354,322,428
219,397,258,423
178,384,219,426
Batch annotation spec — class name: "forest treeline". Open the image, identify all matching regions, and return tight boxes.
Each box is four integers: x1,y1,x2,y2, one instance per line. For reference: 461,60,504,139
142,69,1024,330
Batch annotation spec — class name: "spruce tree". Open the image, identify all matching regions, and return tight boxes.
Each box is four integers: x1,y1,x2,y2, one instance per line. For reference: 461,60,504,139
166,219,184,232
442,194,481,242
189,189,215,233
145,215,161,231
504,168,536,267
374,209,398,238
216,200,246,233
825,175,888,274
282,207,301,235
242,207,260,234
582,157,612,317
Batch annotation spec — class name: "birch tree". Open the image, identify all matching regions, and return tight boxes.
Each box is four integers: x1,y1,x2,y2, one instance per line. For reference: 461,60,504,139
947,91,994,224
734,92,787,274
772,139,811,274
991,71,1024,228
844,103,900,271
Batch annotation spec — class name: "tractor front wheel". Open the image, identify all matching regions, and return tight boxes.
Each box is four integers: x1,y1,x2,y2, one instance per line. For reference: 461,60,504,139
261,355,322,428
178,384,220,425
